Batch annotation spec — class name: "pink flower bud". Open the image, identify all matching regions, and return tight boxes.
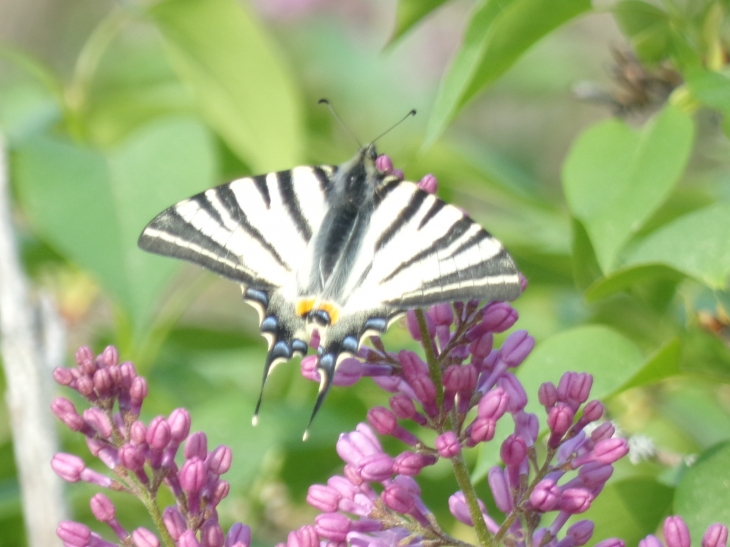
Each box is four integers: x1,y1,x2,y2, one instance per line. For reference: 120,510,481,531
163,507,186,540
703,524,729,547
567,520,595,545
75,346,94,366
375,155,393,173
595,540,625,547
178,530,202,547
500,434,527,467
307,484,340,512
315,513,350,542
418,174,437,194
207,445,232,475
185,431,208,460
591,422,615,442
470,418,497,444
57,521,91,546
90,493,115,522
180,457,207,492
488,466,513,512
499,330,534,367
382,483,414,513
393,451,435,476
51,398,86,431
538,382,558,408
286,526,318,547
53,367,74,385
201,520,224,547
477,387,509,420
83,407,113,438
100,345,119,367
358,453,394,481
52,453,85,482
593,438,629,464
146,416,171,451
332,358,362,386
93,368,114,398
367,407,397,436
498,373,527,411
226,523,252,547
559,488,593,513
665,516,691,547
132,527,160,547
168,409,191,442
530,479,559,511
470,332,494,361
435,431,461,458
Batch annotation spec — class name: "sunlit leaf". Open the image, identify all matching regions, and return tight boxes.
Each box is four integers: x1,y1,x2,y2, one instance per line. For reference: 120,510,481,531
685,69,730,113
562,105,694,273
624,203,730,290
148,0,303,172
13,117,217,338
675,441,730,540
424,0,591,148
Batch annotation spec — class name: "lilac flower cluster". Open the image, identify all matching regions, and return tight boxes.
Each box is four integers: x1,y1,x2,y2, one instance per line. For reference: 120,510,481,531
51,346,250,547
291,295,631,547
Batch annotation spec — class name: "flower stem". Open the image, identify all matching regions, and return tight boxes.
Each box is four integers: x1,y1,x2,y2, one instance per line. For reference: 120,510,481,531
415,309,444,406
451,451,493,547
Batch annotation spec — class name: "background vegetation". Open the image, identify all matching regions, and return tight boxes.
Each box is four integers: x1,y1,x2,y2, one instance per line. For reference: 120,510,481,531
1,0,730,545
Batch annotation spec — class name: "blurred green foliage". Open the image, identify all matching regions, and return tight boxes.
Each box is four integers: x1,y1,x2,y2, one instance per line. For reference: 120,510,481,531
2,0,730,545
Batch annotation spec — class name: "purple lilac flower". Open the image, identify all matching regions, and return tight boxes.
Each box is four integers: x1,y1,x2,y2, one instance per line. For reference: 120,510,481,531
52,346,250,547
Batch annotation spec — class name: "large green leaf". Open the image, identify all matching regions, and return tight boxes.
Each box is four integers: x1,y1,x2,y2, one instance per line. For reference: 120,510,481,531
424,0,591,148
13,117,216,337
675,441,730,541
562,105,694,274
623,203,730,290
685,69,730,114
518,325,646,416
148,0,303,172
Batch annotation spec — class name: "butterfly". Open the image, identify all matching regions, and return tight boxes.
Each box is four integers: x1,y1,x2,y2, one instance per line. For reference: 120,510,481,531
138,145,521,436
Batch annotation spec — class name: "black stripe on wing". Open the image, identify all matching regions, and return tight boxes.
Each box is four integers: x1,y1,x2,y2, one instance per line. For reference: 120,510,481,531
277,170,313,240
213,185,290,270
138,207,265,286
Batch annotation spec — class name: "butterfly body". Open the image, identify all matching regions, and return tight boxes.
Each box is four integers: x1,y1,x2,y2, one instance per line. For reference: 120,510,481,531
138,145,521,433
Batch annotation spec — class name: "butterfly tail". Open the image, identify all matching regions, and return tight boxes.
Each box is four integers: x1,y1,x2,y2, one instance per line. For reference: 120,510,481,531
302,351,338,440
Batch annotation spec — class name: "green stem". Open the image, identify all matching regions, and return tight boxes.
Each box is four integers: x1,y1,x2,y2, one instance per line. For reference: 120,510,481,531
415,309,443,406
138,486,176,547
451,451,493,547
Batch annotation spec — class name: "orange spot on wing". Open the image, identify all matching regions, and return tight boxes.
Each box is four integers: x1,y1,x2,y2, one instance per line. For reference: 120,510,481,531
296,298,315,317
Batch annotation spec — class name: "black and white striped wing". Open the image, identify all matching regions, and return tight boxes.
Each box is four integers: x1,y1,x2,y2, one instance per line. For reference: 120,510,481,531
138,166,334,291
341,180,521,316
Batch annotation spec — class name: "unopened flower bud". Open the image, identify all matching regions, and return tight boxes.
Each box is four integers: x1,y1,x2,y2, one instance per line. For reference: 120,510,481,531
488,466,513,512
180,457,207,493
208,445,232,475
418,174,437,194
367,407,397,436
146,416,171,451
168,409,191,442
664,516,691,547
285,526,316,547
185,431,208,460
315,513,350,542
226,523,252,547
163,507,186,540
381,483,414,513
703,524,728,547
57,521,91,547
132,527,160,547
435,431,461,458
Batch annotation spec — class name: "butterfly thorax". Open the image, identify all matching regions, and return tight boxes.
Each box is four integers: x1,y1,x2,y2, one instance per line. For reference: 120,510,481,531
303,148,384,305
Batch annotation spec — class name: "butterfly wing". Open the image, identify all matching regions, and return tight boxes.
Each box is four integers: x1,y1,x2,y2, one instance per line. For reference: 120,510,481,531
138,165,336,418
306,179,521,433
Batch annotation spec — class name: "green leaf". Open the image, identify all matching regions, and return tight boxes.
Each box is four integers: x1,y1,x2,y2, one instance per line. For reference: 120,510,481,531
13,117,217,338
562,105,694,273
675,441,730,539
579,478,673,546
424,0,591,148
389,0,450,44
148,0,303,172
571,217,603,291
685,69,730,113
624,203,730,290
518,325,646,415
619,337,681,390
613,1,671,63
584,264,685,301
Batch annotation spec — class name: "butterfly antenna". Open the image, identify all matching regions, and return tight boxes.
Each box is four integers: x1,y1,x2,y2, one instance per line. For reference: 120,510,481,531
302,353,336,441
370,109,417,146
319,98,362,148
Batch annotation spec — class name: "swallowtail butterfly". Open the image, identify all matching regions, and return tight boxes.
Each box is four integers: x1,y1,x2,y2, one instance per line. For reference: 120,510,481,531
138,145,521,435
